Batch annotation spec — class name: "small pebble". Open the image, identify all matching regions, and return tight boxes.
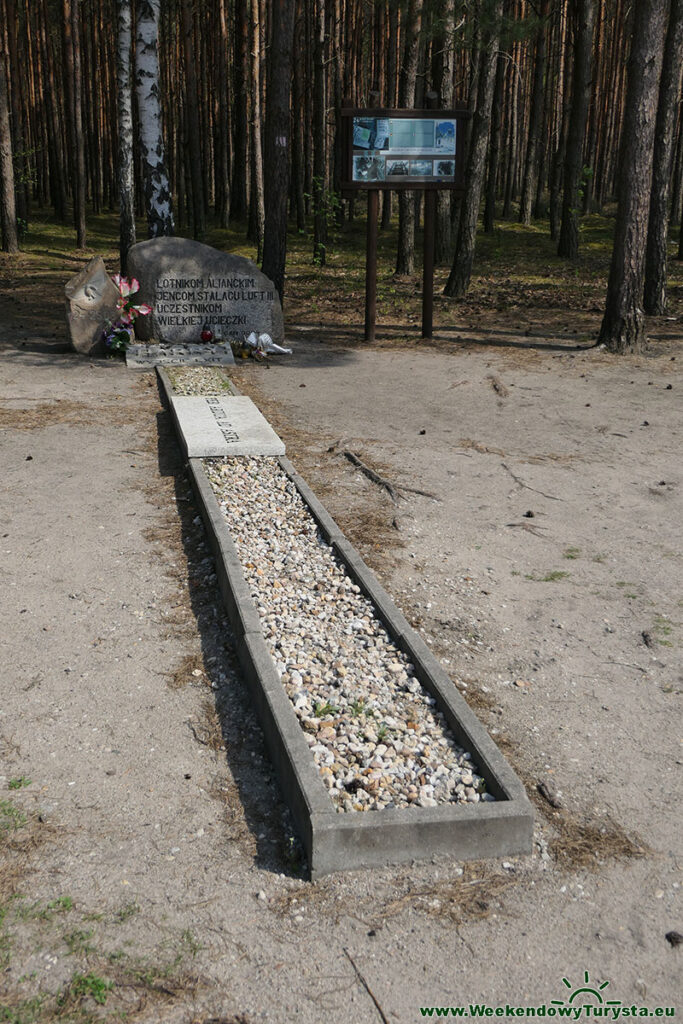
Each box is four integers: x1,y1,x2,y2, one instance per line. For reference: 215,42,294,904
204,454,490,815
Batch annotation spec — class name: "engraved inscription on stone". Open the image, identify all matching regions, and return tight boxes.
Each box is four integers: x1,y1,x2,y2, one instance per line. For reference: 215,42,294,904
127,238,285,346
205,397,240,443
170,395,285,457
154,276,274,331
126,343,236,368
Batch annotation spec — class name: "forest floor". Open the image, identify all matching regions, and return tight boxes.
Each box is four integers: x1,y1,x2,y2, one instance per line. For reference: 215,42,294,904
0,211,682,1023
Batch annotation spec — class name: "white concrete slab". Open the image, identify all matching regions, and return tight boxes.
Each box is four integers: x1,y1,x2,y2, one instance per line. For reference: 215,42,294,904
170,395,285,457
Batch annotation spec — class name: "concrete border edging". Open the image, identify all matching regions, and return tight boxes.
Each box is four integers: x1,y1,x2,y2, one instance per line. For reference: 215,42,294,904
157,368,534,877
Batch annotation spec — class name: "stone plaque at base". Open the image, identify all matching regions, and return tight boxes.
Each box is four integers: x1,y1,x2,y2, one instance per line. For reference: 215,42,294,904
127,237,284,347
170,395,285,457
126,342,236,368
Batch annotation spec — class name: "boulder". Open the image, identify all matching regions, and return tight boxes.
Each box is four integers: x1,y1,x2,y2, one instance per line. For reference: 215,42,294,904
126,237,284,346
65,257,120,356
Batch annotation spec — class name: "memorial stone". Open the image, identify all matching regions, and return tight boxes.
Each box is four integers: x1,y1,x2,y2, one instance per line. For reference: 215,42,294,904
65,257,120,356
127,237,285,346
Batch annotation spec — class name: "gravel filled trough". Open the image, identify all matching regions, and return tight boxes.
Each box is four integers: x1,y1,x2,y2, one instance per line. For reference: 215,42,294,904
206,456,490,814
159,367,533,876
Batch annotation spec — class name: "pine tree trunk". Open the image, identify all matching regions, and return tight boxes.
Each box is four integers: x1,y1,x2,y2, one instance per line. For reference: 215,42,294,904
484,52,505,233
312,0,327,265
290,0,306,233
670,107,683,228
247,0,265,258
463,7,481,160
135,0,174,236
519,0,549,225
643,0,683,314
557,0,594,258
216,0,230,226
0,31,18,253
331,0,344,229
40,0,68,220
443,0,503,297
181,0,205,239
433,0,455,262
71,0,87,247
396,0,423,276
581,0,603,213
549,0,572,240
84,3,102,216
597,0,668,353
598,0,626,206
502,59,519,219
304,0,314,216
62,0,77,216
381,0,400,231
262,0,296,302
533,24,556,219
117,0,136,273
230,0,248,221
4,0,28,230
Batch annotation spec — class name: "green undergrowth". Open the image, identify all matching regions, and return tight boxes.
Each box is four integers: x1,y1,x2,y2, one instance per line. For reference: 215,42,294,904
524,570,571,582
0,892,205,1022
2,202,682,344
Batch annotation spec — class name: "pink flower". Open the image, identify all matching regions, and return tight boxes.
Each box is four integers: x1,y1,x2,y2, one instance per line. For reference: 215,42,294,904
112,274,140,299
131,303,152,316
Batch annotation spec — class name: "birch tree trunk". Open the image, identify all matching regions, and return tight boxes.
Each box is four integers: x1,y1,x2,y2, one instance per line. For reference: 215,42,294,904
135,0,174,237
443,0,503,298
643,0,683,314
117,0,136,271
597,0,668,353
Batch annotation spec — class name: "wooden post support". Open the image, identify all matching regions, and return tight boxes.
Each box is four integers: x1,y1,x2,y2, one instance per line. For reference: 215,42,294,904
422,91,439,341
422,189,436,339
365,189,379,342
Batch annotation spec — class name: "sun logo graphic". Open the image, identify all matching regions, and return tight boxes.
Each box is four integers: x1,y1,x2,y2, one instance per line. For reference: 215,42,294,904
552,972,622,1012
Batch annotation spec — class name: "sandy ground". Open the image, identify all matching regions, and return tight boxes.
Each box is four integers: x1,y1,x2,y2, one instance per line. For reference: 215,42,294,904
1,322,681,1023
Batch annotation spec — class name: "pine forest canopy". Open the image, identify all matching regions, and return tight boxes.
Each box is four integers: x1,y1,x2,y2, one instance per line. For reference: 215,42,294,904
0,0,681,353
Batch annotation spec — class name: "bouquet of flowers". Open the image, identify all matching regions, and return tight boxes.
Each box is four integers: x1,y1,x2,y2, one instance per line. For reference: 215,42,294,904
103,275,152,354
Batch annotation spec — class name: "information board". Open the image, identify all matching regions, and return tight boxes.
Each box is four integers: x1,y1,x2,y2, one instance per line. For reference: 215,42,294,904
343,108,467,190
